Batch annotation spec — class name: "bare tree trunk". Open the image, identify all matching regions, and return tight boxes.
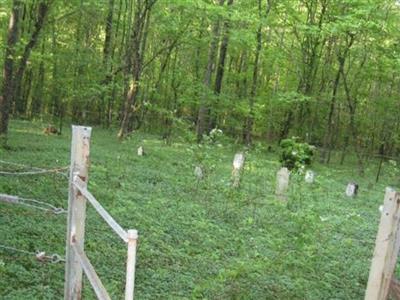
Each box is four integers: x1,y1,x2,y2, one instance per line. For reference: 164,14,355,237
71,0,84,122
50,22,61,125
209,0,234,130
340,55,365,175
101,0,115,127
118,0,156,139
196,0,225,142
321,35,354,163
13,1,50,115
245,0,273,145
30,40,46,117
243,0,262,145
103,0,115,68
0,0,22,144
320,60,342,163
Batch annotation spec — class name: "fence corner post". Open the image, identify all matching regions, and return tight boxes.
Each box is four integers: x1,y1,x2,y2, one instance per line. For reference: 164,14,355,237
65,125,92,300
125,229,138,300
365,187,400,300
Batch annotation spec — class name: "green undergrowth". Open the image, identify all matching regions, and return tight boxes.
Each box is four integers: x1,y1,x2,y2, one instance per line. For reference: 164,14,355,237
0,120,398,299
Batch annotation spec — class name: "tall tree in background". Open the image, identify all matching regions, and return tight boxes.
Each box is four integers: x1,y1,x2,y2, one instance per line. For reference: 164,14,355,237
244,0,273,145
118,0,157,139
101,0,115,127
13,1,51,114
0,0,22,144
209,0,234,130
196,0,225,142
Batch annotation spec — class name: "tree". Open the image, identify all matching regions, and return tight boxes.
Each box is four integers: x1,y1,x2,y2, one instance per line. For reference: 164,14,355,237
118,0,157,139
196,0,225,142
0,0,22,145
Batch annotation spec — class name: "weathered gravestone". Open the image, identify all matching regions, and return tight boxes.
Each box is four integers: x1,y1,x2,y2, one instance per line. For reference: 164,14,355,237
194,166,204,180
137,146,144,156
345,182,359,197
276,167,290,201
305,170,315,183
232,152,245,188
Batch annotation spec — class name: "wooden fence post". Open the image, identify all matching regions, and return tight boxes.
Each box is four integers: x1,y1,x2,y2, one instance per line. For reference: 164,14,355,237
125,229,138,300
65,126,92,300
365,187,400,300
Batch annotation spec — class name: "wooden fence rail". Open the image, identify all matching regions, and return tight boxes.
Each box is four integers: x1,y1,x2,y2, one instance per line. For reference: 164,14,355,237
65,126,138,300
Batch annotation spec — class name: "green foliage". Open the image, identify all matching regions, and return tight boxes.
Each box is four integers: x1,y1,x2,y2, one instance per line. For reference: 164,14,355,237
0,121,399,299
203,128,224,145
0,0,398,155
279,137,315,171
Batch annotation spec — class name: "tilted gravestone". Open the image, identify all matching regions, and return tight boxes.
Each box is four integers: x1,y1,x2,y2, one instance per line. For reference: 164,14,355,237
276,167,290,201
346,182,359,197
305,170,315,183
232,152,245,188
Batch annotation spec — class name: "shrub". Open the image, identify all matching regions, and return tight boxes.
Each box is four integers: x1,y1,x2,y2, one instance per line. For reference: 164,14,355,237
279,137,315,171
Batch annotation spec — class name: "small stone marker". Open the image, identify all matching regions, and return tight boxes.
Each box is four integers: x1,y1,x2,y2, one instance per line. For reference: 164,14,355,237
305,170,315,183
137,146,144,156
276,167,290,201
345,182,359,197
194,166,203,180
232,152,245,188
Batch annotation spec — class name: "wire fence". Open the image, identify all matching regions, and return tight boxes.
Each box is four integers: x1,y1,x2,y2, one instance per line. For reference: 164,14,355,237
0,193,66,214
0,159,69,176
1,125,139,300
0,167,69,176
0,244,65,264
0,159,69,267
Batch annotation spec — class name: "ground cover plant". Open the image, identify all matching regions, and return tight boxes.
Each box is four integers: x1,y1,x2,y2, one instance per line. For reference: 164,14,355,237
0,120,399,299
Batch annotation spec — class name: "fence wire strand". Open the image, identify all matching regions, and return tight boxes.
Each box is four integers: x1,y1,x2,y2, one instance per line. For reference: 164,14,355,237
0,159,69,177
0,159,44,170
0,167,69,176
0,244,65,264
0,194,66,215
0,159,67,267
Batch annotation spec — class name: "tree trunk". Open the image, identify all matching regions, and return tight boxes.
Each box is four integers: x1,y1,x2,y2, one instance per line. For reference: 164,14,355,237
320,59,342,163
245,0,272,145
13,1,50,115
101,0,115,127
118,0,156,139
209,0,234,130
30,40,46,117
0,0,22,144
50,22,60,122
340,56,365,175
321,35,354,163
196,0,225,142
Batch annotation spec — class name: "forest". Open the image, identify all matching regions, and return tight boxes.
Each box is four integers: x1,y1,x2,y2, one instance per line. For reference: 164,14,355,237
0,0,399,159
1,0,400,299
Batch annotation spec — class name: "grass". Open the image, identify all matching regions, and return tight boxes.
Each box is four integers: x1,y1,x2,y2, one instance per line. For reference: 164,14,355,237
0,120,399,299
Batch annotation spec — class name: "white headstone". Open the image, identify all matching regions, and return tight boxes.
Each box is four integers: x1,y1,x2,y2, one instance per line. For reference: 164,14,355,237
194,166,203,180
345,182,358,197
276,167,290,200
232,152,245,187
137,146,144,156
305,170,315,183
233,153,245,169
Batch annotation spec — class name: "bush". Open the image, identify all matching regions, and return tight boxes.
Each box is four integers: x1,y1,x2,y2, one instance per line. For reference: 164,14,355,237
279,137,315,171
202,128,224,145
